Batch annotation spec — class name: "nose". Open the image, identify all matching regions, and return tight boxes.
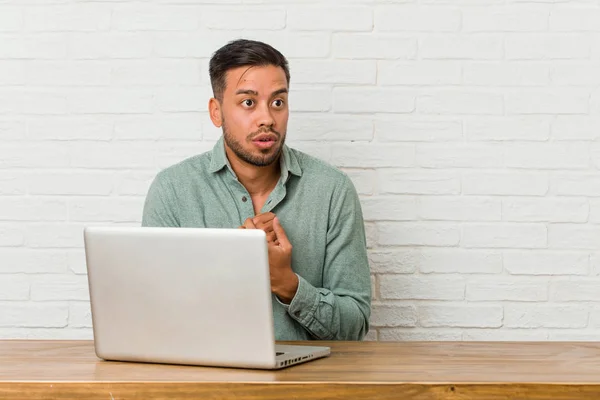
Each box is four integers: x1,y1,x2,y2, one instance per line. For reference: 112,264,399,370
256,102,275,129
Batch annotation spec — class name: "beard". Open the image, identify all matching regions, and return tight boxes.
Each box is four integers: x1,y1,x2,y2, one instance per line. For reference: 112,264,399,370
222,120,286,167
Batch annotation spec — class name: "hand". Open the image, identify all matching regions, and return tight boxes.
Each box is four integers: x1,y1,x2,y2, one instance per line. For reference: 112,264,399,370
268,217,298,304
239,212,278,245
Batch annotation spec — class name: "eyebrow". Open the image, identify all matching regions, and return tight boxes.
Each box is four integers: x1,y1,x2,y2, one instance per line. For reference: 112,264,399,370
235,88,288,96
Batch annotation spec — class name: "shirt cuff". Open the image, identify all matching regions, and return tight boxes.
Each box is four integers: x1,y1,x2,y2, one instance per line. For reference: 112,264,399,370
275,274,320,324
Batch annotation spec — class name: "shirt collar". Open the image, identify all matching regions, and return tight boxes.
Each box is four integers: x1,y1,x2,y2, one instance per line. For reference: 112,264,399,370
208,136,302,180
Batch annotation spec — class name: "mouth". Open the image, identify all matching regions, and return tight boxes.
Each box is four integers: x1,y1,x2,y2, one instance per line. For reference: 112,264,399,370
251,133,278,149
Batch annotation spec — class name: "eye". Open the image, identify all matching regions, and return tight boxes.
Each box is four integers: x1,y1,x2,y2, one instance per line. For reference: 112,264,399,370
272,99,285,108
242,99,254,107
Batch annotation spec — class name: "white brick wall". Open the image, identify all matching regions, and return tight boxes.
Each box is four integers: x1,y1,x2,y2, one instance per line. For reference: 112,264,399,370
2,0,600,342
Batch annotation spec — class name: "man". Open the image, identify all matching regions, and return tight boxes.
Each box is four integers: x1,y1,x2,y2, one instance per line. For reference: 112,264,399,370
142,39,371,340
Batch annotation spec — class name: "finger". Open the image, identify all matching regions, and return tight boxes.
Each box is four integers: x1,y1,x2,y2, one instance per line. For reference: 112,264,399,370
267,230,277,243
253,212,275,226
272,217,291,250
242,218,257,229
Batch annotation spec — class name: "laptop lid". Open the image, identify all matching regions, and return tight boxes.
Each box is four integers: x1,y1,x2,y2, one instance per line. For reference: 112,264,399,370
84,226,278,369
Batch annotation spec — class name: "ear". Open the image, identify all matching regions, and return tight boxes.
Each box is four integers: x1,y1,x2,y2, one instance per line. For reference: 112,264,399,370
208,97,222,128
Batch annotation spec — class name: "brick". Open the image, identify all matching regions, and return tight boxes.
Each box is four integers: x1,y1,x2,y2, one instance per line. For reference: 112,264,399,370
364,222,377,249
591,308,600,328
67,250,87,275
0,276,30,301
463,172,548,196
505,305,588,328
333,87,415,113
288,114,373,142
549,225,600,250
0,7,22,32
551,63,600,86
548,331,600,341
69,142,155,169
381,276,465,300
112,5,200,31
0,90,67,115
419,305,503,328
0,303,68,328
419,249,503,274
370,304,417,328
0,144,69,168
0,119,26,141
111,60,201,86
69,89,153,114
0,61,25,85
375,6,460,32
114,171,157,197
379,329,462,341
370,275,377,301
377,222,460,246
551,280,600,302
550,7,600,31
0,198,66,222
375,117,462,142
115,114,203,141
238,32,331,59
360,196,417,221
368,250,418,274
68,198,144,223
506,34,590,59
379,61,461,85
419,196,501,221
463,62,550,86
203,8,285,30
0,328,92,340
418,90,503,115
31,275,89,301
551,173,600,196
286,141,331,163
26,223,86,249
504,251,589,276
420,34,503,60
24,4,111,31
466,278,547,301
155,142,214,171
463,329,548,341
0,224,25,246
333,34,416,59
288,6,372,31
28,116,113,141
463,6,549,32
289,87,331,112
69,302,92,328
462,224,547,249
342,169,376,196
0,172,26,195
155,86,211,112
363,329,378,341
465,116,550,141
592,89,600,115
291,60,376,84
592,145,600,169
0,249,67,274
506,90,589,114
589,199,600,223
331,143,415,168
592,254,600,276
202,118,223,141
380,170,460,195
0,34,67,59
416,144,503,168
27,172,114,196
503,197,588,222
69,33,152,59
552,117,600,140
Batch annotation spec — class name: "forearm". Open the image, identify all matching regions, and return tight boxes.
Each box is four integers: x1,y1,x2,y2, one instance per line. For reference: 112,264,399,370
281,274,370,340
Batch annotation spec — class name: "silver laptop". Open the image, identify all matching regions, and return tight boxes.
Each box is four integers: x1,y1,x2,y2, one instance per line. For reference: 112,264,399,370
83,226,330,369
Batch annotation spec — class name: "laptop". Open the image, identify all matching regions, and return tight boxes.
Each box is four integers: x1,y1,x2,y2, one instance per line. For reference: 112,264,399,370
83,226,330,369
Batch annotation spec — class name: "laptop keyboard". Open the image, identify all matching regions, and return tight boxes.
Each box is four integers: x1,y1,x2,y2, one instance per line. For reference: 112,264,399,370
276,352,284,356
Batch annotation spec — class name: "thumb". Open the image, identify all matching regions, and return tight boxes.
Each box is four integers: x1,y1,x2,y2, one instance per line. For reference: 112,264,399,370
273,217,291,250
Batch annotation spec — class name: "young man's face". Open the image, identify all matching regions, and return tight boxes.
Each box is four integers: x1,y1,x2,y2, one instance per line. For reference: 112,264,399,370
217,65,289,167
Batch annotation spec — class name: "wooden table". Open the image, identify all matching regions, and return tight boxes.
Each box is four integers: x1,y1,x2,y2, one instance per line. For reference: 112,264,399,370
2,340,600,399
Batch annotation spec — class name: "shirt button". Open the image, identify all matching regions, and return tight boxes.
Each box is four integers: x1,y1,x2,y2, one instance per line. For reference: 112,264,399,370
242,196,247,202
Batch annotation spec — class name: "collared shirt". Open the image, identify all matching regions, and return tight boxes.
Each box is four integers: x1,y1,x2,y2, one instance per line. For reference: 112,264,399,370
141,137,371,340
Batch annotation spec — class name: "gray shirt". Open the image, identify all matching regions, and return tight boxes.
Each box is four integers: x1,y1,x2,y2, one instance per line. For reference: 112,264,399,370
142,137,371,340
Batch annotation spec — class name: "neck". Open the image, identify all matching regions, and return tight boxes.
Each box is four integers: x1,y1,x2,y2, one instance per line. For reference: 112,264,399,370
225,147,281,196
